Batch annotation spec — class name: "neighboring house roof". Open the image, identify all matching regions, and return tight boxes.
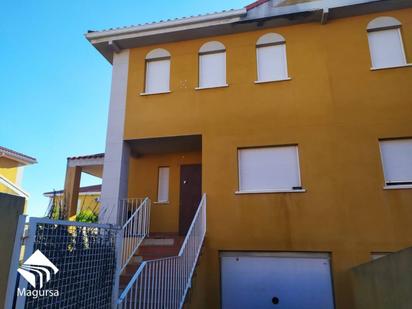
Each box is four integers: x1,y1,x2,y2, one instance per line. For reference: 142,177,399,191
0,146,37,165
43,184,102,197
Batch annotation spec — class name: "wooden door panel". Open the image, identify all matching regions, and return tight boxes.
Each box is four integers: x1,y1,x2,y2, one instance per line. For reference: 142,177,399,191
179,164,202,235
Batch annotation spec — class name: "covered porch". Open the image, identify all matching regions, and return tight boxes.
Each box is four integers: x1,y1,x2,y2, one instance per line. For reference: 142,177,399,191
125,134,202,235
63,153,104,218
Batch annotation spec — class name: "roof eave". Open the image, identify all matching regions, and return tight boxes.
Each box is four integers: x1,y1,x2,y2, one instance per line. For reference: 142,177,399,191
85,0,412,64
85,8,247,63
0,152,37,165
85,8,247,42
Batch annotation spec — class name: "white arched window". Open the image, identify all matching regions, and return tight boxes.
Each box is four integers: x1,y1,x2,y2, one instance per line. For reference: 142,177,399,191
256,33,289,82
367,17,407,69
198,41,227,88
144,48,171,94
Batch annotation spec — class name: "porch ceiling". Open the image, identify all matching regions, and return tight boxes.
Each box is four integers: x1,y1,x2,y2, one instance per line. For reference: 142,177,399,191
126,135,202,156
82,165,103,178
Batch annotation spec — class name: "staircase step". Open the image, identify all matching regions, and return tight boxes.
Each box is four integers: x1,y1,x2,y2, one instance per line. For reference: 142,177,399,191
138,246,180,256
143,238,174,246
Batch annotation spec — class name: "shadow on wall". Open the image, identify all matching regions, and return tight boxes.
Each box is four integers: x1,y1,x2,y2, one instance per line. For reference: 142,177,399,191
0,193,25,309
351,247,412,309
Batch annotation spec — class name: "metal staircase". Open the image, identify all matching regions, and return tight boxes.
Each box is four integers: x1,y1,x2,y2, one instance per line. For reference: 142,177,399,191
116,194,207,308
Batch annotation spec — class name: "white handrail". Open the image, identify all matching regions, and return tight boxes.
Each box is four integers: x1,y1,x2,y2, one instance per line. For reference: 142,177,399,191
117,194,206,309
119,197,151,274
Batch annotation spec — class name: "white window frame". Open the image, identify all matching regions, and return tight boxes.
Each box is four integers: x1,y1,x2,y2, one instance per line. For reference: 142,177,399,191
367,17,410,70
236,145,305,194
197,41,228,90
255,33,290,83
379,138,412,190
141,48,171,95
156,166,170,203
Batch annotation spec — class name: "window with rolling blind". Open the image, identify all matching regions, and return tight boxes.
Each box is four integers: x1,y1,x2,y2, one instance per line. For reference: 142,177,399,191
379,139,412,186
256,33,289,82
238,146,302,192
157,167,170,202
198,41,227,88
144,48,171,94
367,17,407,69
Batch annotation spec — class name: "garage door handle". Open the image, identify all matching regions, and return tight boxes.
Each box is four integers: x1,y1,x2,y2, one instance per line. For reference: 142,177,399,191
272,297,279,305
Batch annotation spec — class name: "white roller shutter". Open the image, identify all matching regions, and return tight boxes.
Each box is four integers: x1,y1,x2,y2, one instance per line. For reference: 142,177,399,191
380,139,412,184
257,44,288,82
199,52,226,88
145,59,170,94
368,29,406,68
238,146,301,192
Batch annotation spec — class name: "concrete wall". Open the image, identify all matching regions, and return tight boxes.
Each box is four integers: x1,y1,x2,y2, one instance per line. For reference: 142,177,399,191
0,193,25,309
124,8,412,308
351,247,412,309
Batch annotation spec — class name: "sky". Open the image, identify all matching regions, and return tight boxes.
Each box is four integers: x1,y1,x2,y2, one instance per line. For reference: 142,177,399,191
0,0,251,217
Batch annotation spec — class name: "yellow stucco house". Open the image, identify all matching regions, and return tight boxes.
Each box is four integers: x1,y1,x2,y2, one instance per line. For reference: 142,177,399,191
66,0,412,307
44,184,101,220
0,146,37,209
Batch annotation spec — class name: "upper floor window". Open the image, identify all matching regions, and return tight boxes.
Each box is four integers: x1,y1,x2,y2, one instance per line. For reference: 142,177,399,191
198,41,227,89
256,33,289,82
237,145,303,193
144,48,171,94
379,138,412,188
367,17,407,69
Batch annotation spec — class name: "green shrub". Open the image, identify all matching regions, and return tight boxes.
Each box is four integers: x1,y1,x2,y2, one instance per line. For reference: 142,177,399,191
76,209,98,223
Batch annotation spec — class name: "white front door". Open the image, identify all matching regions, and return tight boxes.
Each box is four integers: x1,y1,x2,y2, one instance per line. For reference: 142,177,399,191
221,252,335,309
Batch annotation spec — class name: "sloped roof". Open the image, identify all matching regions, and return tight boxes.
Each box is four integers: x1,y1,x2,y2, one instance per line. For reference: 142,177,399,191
44,184,102,197
88,9,243,35
246,0,317,10
0,146,37,165
85,0,412,63
67,153,104,160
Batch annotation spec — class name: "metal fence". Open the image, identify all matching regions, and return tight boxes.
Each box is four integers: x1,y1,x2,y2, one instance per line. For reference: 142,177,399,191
6,216,119,309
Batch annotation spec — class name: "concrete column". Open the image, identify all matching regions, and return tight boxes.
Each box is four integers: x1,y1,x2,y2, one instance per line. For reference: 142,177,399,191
63,165,82,218
99,49,130,225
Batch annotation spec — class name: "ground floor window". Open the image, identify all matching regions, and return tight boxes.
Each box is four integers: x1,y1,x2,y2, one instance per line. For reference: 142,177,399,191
379,138,412,187
157,166,170,202
237,145,302,193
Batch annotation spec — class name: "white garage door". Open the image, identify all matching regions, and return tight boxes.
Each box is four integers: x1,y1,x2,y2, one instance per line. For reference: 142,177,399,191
221,252,335,309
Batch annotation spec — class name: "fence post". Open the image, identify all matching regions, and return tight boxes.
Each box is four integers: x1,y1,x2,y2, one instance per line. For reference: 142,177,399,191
112,228,123,308
15,217,36,309
4,215,26,309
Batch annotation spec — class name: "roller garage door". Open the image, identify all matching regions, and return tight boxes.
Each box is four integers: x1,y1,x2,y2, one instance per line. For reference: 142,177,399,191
220,252,335,309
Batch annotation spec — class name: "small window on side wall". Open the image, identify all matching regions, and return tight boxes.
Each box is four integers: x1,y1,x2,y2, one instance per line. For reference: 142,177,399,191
379,138,412,188
157,167,170,203
256,33,289,82
237,145,302,193
198,41,227,89
367,17,407,69
144,48,171,94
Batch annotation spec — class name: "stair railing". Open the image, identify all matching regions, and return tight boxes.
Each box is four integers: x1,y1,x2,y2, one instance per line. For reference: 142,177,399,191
117,194,207,309
119,197,151,274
